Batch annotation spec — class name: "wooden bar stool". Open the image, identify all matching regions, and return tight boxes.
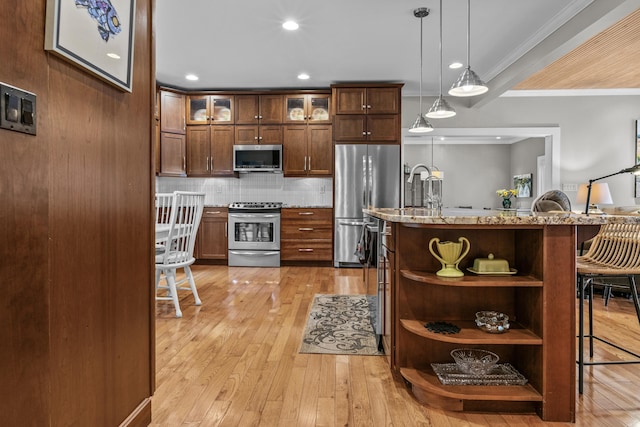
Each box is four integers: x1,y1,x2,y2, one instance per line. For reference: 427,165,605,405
576,223,640,393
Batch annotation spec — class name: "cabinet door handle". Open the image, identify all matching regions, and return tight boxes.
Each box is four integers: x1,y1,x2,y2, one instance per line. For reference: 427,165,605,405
367,105,372,109
254,136,259,140
304,156,307,171
224,222,227,237
183,156,186,171
298,227,314,231
298,212,314,215
259,136,263,140
210,157,213,171
362,105,366,110
367,131,372,135
308,157,311,170
259,115,263,119
254,115,259,119
298,248,314,252
362,132,367,136
206,156,209,171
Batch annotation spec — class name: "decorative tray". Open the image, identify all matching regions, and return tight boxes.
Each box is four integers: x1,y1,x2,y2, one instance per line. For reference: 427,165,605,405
430,362,528,385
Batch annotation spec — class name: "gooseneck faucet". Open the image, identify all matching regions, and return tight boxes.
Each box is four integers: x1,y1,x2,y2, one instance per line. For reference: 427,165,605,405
406,164,432,184
406,164,442,214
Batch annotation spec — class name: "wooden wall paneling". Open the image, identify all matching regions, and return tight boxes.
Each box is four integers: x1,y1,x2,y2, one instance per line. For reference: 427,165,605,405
0,2,51,425
0,0,154,426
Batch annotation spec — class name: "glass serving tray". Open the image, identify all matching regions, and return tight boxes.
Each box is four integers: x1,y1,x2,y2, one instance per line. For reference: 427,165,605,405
430,362,528,385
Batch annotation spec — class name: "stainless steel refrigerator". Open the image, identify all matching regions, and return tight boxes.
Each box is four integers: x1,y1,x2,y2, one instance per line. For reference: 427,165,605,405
334,144,400,267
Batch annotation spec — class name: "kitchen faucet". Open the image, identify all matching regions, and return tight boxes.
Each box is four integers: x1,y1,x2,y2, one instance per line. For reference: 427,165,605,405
406,164,432,184
406,164,442,213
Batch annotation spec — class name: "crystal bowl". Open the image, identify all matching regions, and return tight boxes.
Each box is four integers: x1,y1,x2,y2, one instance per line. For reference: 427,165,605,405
450,348,499,375
475,311,510,334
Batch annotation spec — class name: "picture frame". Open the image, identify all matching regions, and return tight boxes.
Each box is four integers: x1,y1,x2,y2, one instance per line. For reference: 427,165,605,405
513,173,533,198
635,120,640,197
45,0,136,92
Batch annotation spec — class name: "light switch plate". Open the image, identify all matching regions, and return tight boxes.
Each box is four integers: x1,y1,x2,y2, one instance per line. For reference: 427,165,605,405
0,82,36,135
562,183,578,192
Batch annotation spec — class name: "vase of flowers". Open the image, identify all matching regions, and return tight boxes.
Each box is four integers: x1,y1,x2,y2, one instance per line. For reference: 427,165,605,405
496,189,517,209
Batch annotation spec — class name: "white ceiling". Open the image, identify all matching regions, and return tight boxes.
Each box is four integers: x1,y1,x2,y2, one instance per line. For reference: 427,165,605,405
154,0,630,98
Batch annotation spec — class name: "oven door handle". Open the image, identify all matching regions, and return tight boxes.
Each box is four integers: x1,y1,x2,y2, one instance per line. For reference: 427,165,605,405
229,251,280,257
229,213,279,219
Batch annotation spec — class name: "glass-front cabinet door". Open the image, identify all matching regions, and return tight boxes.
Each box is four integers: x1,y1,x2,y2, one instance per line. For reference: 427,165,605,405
283,94,331,124
187,95,234,125
307,94,330,123
211,95,234,124
187,95,209,125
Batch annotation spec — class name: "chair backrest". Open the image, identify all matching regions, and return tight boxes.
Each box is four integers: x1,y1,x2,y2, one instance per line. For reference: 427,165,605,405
532,190,571,212
581,223,640,271
157,191,205,266
155,193,174,225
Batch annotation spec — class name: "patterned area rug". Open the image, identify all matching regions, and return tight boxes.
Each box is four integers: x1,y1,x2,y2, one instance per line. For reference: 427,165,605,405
299,294,382,355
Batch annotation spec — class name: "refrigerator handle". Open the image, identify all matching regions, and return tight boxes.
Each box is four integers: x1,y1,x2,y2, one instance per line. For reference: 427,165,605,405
368,155,373,208
362,155,367,208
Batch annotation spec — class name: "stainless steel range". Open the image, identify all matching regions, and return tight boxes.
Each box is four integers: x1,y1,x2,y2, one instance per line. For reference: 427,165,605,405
228,202,282,267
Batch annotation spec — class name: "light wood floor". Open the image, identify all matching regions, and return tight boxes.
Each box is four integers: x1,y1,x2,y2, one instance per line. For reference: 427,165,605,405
151,265,640,426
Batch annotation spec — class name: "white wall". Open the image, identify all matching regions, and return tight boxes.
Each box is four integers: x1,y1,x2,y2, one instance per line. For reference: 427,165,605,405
403,94,640,208
403,138,544,209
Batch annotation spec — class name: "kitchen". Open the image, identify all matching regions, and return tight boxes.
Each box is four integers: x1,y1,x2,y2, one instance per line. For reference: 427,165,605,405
5,0,640,426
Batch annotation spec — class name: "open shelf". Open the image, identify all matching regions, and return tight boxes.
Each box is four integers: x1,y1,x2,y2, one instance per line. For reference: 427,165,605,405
400,367,542,402
401,270,543,287
401,319,542,345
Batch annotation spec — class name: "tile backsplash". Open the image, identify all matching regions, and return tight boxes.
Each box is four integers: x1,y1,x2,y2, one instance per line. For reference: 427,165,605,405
156,175,333,207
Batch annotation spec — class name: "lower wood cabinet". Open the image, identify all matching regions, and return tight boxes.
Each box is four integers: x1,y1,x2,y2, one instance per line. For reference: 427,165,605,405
196,207,228,260
281,208,332,261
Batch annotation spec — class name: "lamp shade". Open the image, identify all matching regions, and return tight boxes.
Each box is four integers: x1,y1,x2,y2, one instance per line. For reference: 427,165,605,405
577,183,613,205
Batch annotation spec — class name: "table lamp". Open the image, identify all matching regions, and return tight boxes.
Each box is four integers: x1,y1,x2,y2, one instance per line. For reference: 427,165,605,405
576,183,612,214
581,164,640,216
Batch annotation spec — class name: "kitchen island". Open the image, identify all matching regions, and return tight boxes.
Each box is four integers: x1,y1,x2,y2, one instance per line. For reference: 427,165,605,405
365,207,639,422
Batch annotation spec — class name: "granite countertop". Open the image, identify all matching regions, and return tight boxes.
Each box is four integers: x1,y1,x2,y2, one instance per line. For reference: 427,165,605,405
364,207,640,225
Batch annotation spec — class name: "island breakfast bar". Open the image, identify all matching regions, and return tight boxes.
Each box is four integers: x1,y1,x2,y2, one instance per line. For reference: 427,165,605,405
365,207,640,422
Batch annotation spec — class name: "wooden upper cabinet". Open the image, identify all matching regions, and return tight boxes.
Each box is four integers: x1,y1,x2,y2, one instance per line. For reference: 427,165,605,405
160,90,186,134
186,125,235,177
235,125,282,145
283,124,332,177
159,132,186,176
186,95,234,125
334,86,400,115
283,94,331,124
235,94,283,124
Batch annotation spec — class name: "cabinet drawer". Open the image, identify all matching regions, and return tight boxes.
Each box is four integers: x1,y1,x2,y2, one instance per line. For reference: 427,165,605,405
281,240,332,261
281,223,332,240
282,208,333,221
203,207,228,218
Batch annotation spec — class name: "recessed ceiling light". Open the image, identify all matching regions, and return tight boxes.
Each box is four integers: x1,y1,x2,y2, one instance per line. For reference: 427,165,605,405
496,136,502,139
185,74,199,81
297,73,310,80
282,20,299,31
449,62,463,69
106,52,120,59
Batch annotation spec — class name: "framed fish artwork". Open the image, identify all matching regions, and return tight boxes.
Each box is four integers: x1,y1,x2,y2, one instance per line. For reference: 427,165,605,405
45,0,136,92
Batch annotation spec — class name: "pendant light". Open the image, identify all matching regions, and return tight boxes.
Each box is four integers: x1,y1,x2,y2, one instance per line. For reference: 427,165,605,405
408,7,434,134
448,0,488,97
427,0,456,119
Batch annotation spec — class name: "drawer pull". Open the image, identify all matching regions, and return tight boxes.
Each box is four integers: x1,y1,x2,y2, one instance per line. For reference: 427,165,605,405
298,248,314,252
298,227,314,231
206,211,221,215
298,212,314,215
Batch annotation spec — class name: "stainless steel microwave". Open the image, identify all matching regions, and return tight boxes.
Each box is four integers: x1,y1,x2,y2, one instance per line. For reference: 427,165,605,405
233,144,283,173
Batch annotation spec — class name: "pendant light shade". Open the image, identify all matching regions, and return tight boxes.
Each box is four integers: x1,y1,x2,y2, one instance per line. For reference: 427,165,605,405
408,7,434,134
448,0,488,97
427,0,456,119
